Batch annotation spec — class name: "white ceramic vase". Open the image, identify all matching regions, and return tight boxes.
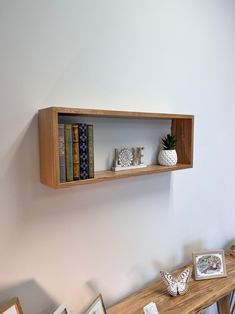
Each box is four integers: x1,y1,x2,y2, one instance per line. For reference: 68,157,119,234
158,149,177,166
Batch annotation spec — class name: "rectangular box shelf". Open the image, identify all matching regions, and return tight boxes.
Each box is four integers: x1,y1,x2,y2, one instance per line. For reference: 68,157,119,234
38,107,194,188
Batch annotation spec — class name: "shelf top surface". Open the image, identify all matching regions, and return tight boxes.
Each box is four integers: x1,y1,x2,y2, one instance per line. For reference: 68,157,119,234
39,106,194,120
55,164,192,188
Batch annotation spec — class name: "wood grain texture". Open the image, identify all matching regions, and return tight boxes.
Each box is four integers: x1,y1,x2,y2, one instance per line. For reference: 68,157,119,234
56,164,192,188
38,107,59,187
107,254,235,314
172,117,194,166
0,297,23,314
38,107,194,188
217,295,231,314
46,106,194,120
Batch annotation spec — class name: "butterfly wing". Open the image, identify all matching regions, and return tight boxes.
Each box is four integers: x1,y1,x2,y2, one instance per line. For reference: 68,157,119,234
177,268,192,295
160,271,178,297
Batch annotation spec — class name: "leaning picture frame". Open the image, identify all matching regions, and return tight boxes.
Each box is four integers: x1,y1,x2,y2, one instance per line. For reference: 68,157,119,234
0,297,23,314
193,250,227,280
84,294,106,314
53,304,71,314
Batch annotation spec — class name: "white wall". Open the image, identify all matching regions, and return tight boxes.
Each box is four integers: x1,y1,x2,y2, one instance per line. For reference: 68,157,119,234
0,1,235,313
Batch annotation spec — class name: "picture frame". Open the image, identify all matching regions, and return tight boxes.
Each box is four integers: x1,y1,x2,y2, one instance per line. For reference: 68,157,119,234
84,294,106,314
0,297,23,314
53,304,71,314
193,250,227,280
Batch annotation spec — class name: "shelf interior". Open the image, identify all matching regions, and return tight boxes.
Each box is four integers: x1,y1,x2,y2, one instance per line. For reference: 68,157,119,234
58,114,172,173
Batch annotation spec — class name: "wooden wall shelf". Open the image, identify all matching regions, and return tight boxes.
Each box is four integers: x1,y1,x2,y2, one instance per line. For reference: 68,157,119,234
38,107,194,189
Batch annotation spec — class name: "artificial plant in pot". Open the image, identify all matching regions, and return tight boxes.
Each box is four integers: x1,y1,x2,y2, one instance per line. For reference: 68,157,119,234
158,134,177,166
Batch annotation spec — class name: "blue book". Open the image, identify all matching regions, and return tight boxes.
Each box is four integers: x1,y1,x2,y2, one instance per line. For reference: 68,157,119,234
79,124,88,179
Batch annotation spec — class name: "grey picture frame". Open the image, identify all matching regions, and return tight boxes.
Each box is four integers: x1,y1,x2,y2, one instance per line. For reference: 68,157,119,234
84,294,106,314
53,304,71,314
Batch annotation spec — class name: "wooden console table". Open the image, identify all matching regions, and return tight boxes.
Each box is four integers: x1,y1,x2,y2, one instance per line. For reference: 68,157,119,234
107,253,235,314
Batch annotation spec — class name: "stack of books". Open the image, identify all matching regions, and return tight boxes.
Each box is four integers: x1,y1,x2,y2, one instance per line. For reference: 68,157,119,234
58,123,94,183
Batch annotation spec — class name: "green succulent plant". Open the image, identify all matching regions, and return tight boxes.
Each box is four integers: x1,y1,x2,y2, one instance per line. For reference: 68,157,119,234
161,134,177,150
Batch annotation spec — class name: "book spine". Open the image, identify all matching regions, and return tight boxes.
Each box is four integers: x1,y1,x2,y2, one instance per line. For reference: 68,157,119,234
72,124,80,180
64,124,73,181
58,124,66,183
79,123,88,180
87,124,94,178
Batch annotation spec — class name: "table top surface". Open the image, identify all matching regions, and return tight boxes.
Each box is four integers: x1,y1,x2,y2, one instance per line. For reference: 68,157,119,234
107,253,235,314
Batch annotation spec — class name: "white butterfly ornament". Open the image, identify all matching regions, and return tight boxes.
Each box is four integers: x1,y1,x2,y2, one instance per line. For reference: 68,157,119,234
160,268,192,297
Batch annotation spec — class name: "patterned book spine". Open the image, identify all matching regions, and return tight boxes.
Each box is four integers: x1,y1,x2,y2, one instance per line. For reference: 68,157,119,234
87,124,94,178
72,124,80,180
64,124,73,181
79,123,88,180
58,124,66,183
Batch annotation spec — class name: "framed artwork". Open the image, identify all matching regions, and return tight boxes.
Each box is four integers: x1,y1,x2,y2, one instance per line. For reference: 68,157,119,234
53,304,71,314
84,294,106,314
193,250,227,280
0,297,23,314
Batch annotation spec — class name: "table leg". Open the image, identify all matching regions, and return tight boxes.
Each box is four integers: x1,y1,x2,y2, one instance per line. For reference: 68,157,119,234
217,295,231,314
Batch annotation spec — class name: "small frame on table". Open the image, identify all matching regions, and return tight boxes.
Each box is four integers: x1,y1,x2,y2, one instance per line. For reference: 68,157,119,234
0,297,23,314
193,250,227,280
84,294,106,314
53,304,71,314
